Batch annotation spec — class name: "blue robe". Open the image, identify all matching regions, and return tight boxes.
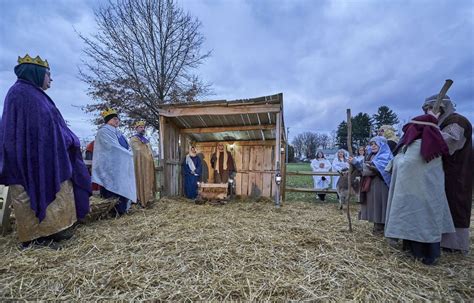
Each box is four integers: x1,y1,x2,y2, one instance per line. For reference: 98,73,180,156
183,155,202,199
0,79,91,221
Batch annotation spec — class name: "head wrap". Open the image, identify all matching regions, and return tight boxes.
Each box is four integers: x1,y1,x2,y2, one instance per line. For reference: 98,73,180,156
357,146,366,155
335,149,349,161
378,125,399,143
188,146,197,157
14,63,47,88
315,150,325,159
215,143,228,172
369,136,393,186
396,114,448,162
422,94,456,125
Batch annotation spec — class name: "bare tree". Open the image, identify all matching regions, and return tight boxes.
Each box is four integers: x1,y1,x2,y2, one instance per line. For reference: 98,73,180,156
318,133,331,149
78,0,211,129
301,132,318,159
292,135,304,159
292,132,330,159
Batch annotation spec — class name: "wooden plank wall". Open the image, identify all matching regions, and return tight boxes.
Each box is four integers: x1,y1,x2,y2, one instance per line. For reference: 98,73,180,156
194,141,277,198
162,118,181,196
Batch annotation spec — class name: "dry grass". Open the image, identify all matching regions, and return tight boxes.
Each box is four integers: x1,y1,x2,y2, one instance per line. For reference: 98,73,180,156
0,197,472,301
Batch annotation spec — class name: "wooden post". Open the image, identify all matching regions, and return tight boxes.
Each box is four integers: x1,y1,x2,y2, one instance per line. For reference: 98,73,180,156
159,115,167,196
179,133,189,196
274,112,281,207
281,146,286,202
432,79,453,114
346,109,353,232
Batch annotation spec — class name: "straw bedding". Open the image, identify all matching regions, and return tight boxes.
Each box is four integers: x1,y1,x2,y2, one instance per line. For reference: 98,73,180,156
0,197,472,301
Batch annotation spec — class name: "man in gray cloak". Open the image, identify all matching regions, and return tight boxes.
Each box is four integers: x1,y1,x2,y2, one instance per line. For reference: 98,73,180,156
92,109,136,215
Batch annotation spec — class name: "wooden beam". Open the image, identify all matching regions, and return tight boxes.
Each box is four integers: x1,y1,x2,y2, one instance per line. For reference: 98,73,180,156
195,140,276,147
346,108,353,232
236,169,278,173
285,187,338,194
281,150,287,201
158,104,281,117
275,112,281,207
159,116,165,160
286,171,339,176
181,124,275,134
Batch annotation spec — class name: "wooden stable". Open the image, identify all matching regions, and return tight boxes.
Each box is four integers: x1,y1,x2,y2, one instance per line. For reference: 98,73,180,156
157,94,286,205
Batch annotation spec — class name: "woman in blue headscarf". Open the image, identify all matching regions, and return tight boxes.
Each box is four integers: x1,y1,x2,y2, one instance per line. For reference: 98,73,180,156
182,146,202,199
358,136,393,234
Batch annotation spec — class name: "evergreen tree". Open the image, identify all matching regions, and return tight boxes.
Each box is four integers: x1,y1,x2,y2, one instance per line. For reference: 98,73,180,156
352,112,372,147
335,113,372,151
336,121,348,150
372,106,399,130
287,145,295,163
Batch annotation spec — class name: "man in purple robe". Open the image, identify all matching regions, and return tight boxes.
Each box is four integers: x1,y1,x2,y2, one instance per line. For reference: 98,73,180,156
0,54,91,249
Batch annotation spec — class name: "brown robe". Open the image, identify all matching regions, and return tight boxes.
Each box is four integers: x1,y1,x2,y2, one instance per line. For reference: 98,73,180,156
359,160,389,225
130,136,156,207
211,150,235,183
440,113,472,228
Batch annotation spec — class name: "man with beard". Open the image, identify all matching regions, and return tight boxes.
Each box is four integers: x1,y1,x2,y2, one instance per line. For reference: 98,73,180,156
422,95,472,255
130,121,155,207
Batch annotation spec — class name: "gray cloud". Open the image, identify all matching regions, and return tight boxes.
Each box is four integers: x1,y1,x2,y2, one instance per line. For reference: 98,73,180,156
1,0,472,144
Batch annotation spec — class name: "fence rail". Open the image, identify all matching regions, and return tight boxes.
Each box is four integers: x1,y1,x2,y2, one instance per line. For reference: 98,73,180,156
286,171,339,176
284,170,339,195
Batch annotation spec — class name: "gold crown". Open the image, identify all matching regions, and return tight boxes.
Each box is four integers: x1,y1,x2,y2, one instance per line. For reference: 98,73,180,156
101,108,117,118
134,121,146,128
17,54,49,68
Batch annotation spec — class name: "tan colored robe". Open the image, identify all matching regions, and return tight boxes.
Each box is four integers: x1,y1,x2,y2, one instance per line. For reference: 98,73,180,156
11,180,76,242
130,136,156,207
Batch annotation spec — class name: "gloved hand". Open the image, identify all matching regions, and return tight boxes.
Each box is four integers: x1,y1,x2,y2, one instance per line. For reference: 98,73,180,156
427,109,440,119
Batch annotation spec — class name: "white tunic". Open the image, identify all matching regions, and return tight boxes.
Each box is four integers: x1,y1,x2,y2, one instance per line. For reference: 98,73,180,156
331,158,349,190
310,158,331,189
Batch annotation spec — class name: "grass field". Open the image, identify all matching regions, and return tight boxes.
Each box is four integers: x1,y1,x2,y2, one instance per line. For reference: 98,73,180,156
285,162,339,203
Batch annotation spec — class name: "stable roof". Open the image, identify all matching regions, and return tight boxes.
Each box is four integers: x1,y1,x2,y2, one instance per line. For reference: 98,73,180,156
157,93,285,142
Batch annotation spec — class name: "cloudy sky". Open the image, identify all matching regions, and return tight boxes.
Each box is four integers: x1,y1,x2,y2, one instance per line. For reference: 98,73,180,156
0,0,472,143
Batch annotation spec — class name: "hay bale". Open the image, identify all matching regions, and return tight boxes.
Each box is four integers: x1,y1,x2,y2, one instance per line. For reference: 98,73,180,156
198,183,228,200
0,198,472,301
82,196,117,222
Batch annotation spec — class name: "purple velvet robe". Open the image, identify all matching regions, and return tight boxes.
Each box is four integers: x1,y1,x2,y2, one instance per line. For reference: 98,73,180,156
0,79,91,221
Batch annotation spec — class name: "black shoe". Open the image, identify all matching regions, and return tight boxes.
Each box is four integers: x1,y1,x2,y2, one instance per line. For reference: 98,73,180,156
21,238,61,250
48,228,74,242
442,247,464,254
421,257,438,266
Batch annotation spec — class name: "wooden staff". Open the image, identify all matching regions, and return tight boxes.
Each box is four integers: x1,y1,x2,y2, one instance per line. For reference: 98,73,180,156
432,79,453,114
346,109,353,232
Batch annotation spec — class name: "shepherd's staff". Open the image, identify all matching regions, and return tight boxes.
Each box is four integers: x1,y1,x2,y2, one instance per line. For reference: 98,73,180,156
432,79,453,115
346,109,353,232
